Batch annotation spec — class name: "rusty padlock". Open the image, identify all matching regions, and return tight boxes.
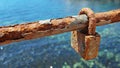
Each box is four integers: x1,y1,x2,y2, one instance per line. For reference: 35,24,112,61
71,8,101,60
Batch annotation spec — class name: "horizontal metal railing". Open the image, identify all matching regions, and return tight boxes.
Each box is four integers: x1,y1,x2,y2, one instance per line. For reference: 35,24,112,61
0,8,119,45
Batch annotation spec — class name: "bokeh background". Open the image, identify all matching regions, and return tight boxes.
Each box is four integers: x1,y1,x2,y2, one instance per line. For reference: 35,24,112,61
0,0,120,68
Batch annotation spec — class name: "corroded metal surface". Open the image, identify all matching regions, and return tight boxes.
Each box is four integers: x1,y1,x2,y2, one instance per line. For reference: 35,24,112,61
79,8,96,35
71,8,101,60
96,9,120,25
71,31,100,60
0,8,120,45
84,34,101,60
0,15,88,45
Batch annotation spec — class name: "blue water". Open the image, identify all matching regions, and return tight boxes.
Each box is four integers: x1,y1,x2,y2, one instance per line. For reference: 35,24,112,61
0,0,120,68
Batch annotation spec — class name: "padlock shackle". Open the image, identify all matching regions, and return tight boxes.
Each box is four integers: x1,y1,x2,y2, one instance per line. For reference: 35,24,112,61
79,8,96,35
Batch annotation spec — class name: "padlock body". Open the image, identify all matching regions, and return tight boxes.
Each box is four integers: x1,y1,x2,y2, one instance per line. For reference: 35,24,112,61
71,31,100,60
71,30,85,55
84,34,100,60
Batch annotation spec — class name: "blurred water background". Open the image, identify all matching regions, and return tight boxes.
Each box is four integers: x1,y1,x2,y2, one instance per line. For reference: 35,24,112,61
0,0,120,68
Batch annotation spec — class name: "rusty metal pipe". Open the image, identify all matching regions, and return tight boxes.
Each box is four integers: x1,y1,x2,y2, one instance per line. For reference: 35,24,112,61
0,9,120,45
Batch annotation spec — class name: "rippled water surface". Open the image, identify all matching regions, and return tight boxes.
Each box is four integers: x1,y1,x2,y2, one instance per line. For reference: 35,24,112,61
0,0,120,68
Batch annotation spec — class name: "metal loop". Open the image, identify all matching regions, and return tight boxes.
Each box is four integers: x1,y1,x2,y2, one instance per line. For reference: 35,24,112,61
79,8,96,35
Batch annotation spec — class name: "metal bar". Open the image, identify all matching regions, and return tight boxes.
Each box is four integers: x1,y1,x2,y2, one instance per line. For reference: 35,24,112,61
0,9,120,45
